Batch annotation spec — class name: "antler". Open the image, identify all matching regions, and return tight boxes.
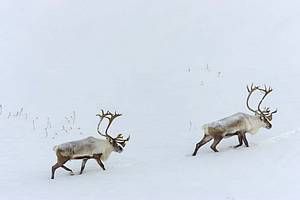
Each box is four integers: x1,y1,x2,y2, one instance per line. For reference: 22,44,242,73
114,133,130,142
246,84,277,119
246,84,260,114
96,110,122,139
257,85,274,115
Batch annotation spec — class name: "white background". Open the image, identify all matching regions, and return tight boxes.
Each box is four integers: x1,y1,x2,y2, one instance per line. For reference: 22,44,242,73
0,1,299,199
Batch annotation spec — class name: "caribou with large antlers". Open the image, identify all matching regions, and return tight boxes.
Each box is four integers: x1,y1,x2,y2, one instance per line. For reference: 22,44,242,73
192,84,277,156
51,110,130,179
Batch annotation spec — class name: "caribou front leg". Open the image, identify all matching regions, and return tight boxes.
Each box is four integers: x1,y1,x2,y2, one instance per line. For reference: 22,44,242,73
241,132,249,147
234,132,243,148
210,136,223,152
93,154,106,170
80,158,89,175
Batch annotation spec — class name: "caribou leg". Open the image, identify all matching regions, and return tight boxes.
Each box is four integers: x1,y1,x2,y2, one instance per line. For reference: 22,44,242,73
234,132,243,148
51,163,60,179
93,154,106,170
96,159,106,170
241,132,249,147
51,157,71,179
80,158,89,174
192,134,213,156
210,136,223,152
61,165,74,175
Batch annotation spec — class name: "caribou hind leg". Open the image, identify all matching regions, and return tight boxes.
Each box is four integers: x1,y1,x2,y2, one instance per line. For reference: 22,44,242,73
61,165,74,175
51,156,72,179
192,134,213,156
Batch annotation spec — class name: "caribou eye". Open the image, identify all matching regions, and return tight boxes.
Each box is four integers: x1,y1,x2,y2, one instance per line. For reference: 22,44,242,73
260,116,264,120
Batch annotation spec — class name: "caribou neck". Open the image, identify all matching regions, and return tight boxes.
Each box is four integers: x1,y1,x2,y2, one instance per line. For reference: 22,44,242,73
247,114,265,134
100,139,115,161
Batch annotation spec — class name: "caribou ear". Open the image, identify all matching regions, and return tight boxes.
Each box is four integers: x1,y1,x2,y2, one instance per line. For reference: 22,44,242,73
108,138,114,143
259,116,264,121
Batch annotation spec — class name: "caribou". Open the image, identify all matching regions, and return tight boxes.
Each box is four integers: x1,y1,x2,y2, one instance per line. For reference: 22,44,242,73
192,84,277,156
51,110,130,179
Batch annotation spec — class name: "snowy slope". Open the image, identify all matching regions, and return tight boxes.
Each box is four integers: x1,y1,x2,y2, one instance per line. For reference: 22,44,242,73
1,0,300,200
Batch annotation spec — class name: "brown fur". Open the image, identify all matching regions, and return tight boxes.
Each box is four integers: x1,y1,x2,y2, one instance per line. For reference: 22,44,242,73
206,127,226,137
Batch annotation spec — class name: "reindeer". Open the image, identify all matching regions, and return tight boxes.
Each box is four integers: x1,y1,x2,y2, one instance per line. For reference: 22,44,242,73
192,84,277,156
51,110,130,179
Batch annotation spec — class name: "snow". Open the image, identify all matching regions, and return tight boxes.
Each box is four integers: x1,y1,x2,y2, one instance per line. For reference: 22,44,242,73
1,0,300,199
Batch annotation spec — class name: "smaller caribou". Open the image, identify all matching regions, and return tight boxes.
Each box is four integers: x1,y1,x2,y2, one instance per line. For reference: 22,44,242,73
51,110,130,179
192,84,277,156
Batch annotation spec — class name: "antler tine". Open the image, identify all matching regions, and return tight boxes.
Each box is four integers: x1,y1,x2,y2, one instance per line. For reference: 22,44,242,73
114,133,124,141
261,107,271,115
266,109,277,121
247,83,256,92
269,109,277,116
116,134,130,142
269,109,277,117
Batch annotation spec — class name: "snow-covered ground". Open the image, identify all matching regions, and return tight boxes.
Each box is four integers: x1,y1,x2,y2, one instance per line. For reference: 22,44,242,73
1,0,300,199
